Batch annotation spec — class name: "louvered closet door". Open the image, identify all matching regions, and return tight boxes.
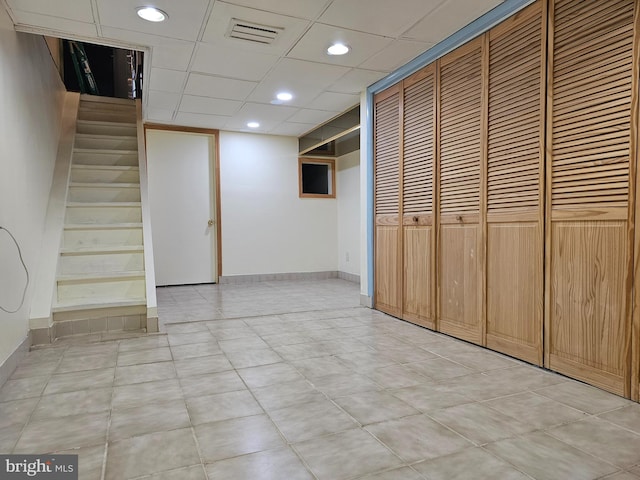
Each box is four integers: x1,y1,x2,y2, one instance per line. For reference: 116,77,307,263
438,38,484,345
374,86,402,317
546,0,636,396
402,66,436,329
486,1,545,365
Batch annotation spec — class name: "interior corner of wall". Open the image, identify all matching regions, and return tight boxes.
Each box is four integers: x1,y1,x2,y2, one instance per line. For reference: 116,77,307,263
29,313,52,330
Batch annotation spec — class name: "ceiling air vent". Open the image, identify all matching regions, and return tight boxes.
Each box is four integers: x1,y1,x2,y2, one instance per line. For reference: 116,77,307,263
226,19,283,45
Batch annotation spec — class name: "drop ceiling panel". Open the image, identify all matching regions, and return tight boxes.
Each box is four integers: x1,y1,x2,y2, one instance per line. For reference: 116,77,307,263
7,0,94,22
270,122,316,137
225,102,298,131
319,0,442,37
402,0,502,43
263,58,350,88
11,11,97,36
287,109,338,125
223,0,330,20
179,95,242,116
287,23,393,68
146,108,174,122
201,2,310,55
184,74,258,100
359,39,432,72
147,90,181,111
192,43,280,81
149,68,188,93
96,0,209,42
174,112,230,129
306,92,359,112
330,68,387,94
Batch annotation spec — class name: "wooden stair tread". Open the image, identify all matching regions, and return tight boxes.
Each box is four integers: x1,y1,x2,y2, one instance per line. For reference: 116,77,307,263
69,182,140,188
60,245,144,255
67,201,141,207
72,164,139,171
57,271,145,282
64,223,143,230
53,298,147,313
73,148,137,154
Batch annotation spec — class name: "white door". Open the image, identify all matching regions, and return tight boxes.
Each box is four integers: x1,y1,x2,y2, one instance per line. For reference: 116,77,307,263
146,129,217,286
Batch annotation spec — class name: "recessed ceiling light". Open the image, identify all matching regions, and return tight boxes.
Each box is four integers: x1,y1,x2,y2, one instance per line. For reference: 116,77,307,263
247,121,260,128
136,6,168,22
276,92,293,101
327,43,349,55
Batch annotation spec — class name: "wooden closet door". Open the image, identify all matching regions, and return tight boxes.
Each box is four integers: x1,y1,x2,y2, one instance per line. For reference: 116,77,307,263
486,1,545,365
402,66,436,329
374,86,402,317
546,0,636,396
438,38,485,345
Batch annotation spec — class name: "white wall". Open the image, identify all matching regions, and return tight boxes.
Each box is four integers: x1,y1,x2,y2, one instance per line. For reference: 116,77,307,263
0,8,65,366
219,132,338,276
337,150,360,277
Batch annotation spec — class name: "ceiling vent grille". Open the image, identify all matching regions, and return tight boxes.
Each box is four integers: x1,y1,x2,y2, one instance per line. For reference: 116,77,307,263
226,19,283,45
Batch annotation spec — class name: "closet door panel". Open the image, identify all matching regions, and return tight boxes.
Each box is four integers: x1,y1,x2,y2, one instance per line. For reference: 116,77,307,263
374,86,402,317
438,39,484,345
486,1,545,365
547,0,635,396
402,66,436,329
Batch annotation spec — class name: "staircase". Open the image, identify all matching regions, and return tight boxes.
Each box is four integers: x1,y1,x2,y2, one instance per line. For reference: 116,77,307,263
53,96,148,336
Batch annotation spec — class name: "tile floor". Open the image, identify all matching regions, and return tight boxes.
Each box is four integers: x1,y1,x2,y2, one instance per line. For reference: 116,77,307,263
2,279,640,479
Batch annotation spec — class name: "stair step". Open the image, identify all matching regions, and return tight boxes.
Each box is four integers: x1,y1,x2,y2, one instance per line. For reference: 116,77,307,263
61,245,144,255
75,134,138,151
63,224,143,248
76,120,136,137
77,111,136,123
59,250,144,275
56,274,146,303
73,150,138,167
68,183,141,203
71,166,140,183
80,94,136,106
53,298,146,313
64,223,143,230
65,203,142,224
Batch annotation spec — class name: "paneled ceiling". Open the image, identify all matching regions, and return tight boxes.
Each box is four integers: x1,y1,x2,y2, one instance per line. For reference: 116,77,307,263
2,0,502,136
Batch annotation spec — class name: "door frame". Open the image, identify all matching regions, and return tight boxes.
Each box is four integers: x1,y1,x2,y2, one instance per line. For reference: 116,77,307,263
144,123,222,281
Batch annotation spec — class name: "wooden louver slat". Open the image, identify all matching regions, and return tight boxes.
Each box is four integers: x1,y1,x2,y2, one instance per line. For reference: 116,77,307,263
488,8,542,213
375,93,400,215
440,47,482,215
550,0,633,209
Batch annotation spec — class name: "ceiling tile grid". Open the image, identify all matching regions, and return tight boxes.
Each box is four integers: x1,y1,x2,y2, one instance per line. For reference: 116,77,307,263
3,0,505,136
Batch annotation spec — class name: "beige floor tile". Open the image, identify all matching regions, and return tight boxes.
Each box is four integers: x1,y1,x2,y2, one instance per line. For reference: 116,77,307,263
32,387,112,420
268,397,358,442
272,342,329,361
0,375,49,401
391,384,472,413
261,332,314,347
312,372,381,398
535,381,633,414
170,342,221,360
186,389,263,425
291,357,354,379
112,378,184,410
380,346,439,365
294,428,402,480
251,380,324,411
362,364,432,389
10,360,60,379
599,404,640,435
0,397,39,429
413,447,529,480
600,472,640,480
14,412,109,453
179,371,246,398
44,368,114,395
547,417,640,468
238,363,304,389
56,352,117,374
174,354,233,378
117,347,173,366
334,351,397,374
114,362,176,386
483,391,587,429
105,428,200,480
438,372,530,402
134,464,207,479
219,335,269,352
0,424,23,453
207,326,256,341
164,322,210,334
224,348,283,369
56,444,105,480
205,446,314,480
366,414,472,463
406,358,474,381
118,335,169,352
334,390,419,425
629,466,640,477
167,331,215,347
109,399,190,441
485,431,618,480
429,402,533,445
441,350,519,372
194,414,285,463
355,467,423,480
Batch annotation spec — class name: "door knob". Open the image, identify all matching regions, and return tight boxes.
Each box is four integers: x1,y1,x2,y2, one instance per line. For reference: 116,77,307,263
208,219,214,227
